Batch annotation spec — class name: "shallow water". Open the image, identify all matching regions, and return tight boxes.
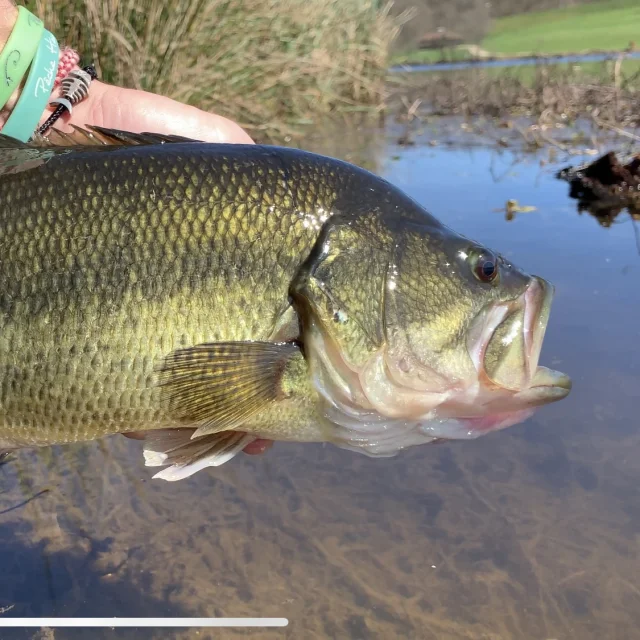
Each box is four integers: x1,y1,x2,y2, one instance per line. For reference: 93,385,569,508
1,127,640,640
390,50,640,73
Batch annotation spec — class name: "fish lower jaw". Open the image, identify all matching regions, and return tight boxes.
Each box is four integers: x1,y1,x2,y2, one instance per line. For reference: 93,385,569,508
320,386,542,457
320,397,534,458
323,402,439,457
306,335,544,456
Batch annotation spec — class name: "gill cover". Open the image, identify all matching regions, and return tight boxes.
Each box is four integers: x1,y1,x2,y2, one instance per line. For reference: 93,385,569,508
290,214,391,372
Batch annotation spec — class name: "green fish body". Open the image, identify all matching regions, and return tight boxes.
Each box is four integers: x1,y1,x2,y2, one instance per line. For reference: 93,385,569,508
0,128,571,480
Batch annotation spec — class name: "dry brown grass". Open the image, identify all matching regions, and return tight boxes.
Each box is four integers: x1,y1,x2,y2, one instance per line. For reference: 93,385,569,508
392,60,640,126
29,0,402,138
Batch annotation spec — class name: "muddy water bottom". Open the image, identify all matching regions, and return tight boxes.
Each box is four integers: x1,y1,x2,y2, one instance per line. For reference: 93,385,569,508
1,124,640,640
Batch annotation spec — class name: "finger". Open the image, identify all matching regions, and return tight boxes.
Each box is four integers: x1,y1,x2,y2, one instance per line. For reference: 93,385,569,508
242,439,274,455
66,81,254,144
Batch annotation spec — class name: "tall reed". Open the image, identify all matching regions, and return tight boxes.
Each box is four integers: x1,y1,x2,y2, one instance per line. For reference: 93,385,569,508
30,0,401,137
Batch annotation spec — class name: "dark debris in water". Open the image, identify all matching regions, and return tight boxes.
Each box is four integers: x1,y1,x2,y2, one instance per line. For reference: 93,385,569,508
494,199,537,222
557,151,640,225
0,489,50,516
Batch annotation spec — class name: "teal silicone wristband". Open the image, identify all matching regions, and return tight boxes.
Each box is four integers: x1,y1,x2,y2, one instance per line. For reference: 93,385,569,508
3,31,60,142
0,7,45,110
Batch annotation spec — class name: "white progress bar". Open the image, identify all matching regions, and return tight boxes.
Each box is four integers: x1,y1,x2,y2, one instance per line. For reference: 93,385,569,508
0,618,289,628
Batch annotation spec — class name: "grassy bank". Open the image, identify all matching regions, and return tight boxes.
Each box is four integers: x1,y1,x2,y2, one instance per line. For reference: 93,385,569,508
484,0,639,55
394,0,639,65
30,0,399,139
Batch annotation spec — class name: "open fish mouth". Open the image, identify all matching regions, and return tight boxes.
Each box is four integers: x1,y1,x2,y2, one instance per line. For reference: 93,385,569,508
468,276,571,399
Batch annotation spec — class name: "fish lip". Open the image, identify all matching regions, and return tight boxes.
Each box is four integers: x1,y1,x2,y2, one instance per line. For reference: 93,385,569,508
529,365,572,401
523,279,572,401
524,276,554,381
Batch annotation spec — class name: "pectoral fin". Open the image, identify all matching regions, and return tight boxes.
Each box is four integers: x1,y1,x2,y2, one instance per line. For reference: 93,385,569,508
157,341,303,438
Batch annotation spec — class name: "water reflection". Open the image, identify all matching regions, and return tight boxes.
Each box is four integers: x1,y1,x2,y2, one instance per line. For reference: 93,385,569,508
390,50,640,73
1,124,640,639
555,151,640,250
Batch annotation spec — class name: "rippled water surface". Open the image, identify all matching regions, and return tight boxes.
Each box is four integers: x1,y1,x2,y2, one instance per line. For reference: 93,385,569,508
1,125,639,640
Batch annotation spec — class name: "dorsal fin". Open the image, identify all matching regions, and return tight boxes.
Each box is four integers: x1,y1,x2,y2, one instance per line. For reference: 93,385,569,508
31,125,203,148
0,126,204,177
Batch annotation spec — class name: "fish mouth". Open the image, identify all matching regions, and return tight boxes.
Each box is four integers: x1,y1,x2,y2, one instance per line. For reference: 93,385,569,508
468,276,571,402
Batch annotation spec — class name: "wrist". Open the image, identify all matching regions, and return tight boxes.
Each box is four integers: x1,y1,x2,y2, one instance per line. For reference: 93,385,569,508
0,6,84,134
0,2,19,125
0,1,18,34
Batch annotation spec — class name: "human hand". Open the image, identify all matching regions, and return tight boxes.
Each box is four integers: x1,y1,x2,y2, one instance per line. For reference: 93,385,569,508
49,79,255,144
0,1,273,457
0,0,252,144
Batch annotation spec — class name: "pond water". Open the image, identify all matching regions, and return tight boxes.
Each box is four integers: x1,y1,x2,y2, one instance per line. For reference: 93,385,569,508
1,124,639,640
390,50,640,73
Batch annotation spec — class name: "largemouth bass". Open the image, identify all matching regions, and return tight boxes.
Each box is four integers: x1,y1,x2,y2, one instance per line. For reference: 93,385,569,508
0,127,571,480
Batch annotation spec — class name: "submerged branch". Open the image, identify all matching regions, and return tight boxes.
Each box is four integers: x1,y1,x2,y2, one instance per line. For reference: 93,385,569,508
0,489,50,516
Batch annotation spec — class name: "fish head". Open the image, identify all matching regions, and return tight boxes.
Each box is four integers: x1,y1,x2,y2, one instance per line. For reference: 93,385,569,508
290,203,571,449
381,219,572,430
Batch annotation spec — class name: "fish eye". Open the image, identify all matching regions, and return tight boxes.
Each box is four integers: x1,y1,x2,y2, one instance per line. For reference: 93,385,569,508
469,249,500,284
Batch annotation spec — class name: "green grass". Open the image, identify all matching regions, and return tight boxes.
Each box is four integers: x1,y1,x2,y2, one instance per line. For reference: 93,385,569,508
483,0,640,55
561,58,640,78
393,0,640,65
486,58,640,84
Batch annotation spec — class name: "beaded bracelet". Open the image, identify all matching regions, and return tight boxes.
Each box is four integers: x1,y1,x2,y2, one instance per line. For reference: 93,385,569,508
55,47,80,88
